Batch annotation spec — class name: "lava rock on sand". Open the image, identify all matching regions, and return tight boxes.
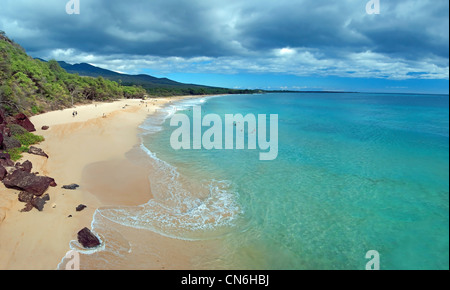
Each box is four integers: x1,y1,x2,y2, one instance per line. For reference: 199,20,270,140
62,184,80,190
2,169,56,196
77,227,101,248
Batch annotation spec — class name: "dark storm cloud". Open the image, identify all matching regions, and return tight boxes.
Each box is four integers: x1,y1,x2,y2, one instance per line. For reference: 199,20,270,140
0,0,448,79
233,0,449,61
349,0,450,60
233,1,360,51
0,0,229,56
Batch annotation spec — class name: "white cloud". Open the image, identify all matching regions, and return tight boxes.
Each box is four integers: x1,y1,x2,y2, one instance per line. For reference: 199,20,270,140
41,46,448,82
276,47,296,57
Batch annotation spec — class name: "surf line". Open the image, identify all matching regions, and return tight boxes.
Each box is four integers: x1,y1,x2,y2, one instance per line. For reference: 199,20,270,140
170,106,278,161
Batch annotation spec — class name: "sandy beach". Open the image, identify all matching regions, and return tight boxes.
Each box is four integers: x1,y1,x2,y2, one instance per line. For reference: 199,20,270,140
0,96,203,269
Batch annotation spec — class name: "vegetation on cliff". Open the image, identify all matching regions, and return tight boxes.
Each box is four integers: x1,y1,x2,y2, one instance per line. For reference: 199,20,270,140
0,31,146,116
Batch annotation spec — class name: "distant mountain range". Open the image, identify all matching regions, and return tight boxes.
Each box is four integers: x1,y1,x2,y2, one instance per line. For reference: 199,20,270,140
56,61,188,88
35,58,258,96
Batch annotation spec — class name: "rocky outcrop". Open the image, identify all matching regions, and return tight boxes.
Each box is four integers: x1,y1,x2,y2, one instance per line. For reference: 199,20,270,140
12,113,36,132
77,227,101,248
0,153,11,160
2,135,21,150
18,191,50,212
0,153,14,167
0,159,14,167
28,146,49,158
2,169,56,196
0,110,57,214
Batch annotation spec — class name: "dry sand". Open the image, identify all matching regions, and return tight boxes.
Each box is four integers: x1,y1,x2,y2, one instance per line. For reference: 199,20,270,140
0,97,199,269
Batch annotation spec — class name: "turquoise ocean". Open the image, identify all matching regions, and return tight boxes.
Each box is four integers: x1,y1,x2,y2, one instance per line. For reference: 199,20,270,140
61,92,449,270
142,92,449,270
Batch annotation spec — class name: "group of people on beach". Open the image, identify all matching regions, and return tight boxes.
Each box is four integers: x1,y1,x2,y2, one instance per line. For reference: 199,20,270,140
69,99,160,119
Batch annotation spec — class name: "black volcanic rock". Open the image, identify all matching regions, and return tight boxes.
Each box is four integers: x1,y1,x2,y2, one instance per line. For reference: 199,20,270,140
12,113,36,132
31,196,46,211
2,170,55,196
77,227,101,248
18,192,50,211
0,158,14,167
28,146,49,158
76,204,87,212
16,160,33,173
0,153,14,167
62,184,80,190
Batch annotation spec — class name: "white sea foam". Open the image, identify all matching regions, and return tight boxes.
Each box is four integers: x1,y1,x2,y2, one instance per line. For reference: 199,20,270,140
101,95,243,240
97,143,243,240
139,96,213,134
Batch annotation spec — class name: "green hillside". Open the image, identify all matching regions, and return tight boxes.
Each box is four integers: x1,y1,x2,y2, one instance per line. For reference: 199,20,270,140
0,31,146,116
56,61,257,97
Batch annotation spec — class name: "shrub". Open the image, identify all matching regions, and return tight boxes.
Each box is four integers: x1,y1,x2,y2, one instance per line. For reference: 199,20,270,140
14,132,45,146
31,105,40,115
4,130,45,160
6,146,29,161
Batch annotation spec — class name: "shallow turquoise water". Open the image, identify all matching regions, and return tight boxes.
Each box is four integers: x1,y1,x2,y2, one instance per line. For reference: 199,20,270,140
141,93,449,270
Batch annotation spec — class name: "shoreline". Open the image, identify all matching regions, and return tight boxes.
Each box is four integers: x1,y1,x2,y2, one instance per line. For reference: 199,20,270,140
0,95,211,270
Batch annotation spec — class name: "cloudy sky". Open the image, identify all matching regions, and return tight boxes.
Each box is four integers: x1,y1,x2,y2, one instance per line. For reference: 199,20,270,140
1,0,449,93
